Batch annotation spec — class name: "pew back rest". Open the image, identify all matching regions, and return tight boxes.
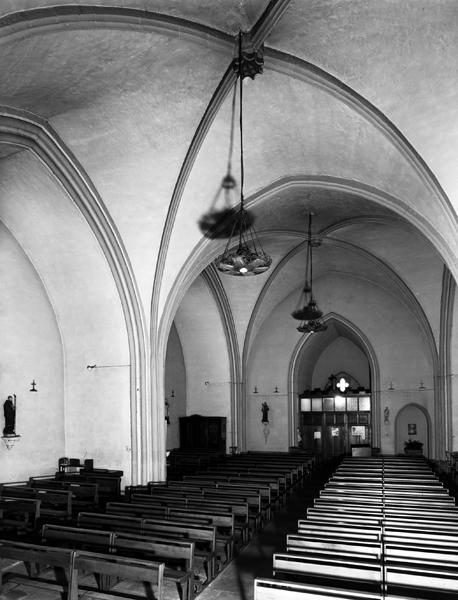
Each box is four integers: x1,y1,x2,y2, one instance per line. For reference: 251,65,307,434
0,539,75,569
106,501,167,519
142,518,216,548
42,524,114,552
73,550,164,596
254,578,384,600
297,522,381,542
0,485,35,499
168,508,235,534
78,511,142,534
113,532,195,571
286,535,381,557
272,552,381,583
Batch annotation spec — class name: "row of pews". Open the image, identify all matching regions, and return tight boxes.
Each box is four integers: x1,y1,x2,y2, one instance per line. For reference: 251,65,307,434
0,450,314,600
255,455,458,600
0,466,123,534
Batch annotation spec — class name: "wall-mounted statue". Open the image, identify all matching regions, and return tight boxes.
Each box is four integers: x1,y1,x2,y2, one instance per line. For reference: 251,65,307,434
261,401,269,423
297,427,303,448
384,406,390,424
3,395,16,436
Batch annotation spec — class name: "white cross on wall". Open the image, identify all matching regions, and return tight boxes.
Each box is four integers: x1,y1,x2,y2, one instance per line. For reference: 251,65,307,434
337,377,350,392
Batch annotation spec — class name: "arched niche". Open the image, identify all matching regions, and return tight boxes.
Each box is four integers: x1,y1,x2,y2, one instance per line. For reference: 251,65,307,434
164,322,187,451
170,274,233,452
0,223,64,479
394,403,431,458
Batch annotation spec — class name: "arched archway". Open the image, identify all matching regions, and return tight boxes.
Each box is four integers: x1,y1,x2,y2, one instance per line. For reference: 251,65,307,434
163,271,239,462
288,313,381,452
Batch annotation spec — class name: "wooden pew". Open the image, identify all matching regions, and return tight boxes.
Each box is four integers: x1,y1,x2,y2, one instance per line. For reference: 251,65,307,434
203,467,289,497
314,497,458,515
141,518,217,581
41,523,194,600
272,552,381,589
167,479,273,521
272,550,458,596
73,549,164,599
215,482,272,520
29,477,99,511
325,483,446,495
0,485,73,520
186,498,250,545
297,522,381,542
319,489,455,507
254,578,390,600
106,501,168,520
131,491,250,544
77,511,218,582
131,493,191,510
287,535,381,558
0,497,41,533
301,512,458,532
56,470,122,500
42,523,114,553
113,532,194,600
240,451,314,476
222,463,302,487
78,511,143,534
168,507,235,562
184,474,283,509
0,540,77,598
200,489,262,532
109,499,235,560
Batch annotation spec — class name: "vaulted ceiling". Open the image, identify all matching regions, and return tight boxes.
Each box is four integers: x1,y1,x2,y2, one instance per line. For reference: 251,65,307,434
0,0,456,358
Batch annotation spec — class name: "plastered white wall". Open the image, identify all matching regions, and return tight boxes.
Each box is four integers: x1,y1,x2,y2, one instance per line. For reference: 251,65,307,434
0,224,64,480
247,273,436,455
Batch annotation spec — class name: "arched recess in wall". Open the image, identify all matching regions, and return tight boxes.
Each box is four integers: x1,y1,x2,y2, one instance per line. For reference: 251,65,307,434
394,403,431,458
0,108,147,484
164,322,187,451
288,313,381,449
170,271,235,452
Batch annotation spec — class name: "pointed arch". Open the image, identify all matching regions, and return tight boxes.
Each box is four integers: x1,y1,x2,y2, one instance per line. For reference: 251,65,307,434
201,265,242,450
0,106,147,484
288,312,381,449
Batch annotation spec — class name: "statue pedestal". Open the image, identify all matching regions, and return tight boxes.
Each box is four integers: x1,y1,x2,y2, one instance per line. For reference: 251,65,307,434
1,434,21,450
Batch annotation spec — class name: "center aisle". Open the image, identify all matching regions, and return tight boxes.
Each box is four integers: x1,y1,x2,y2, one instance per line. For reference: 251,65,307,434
197,460,336,600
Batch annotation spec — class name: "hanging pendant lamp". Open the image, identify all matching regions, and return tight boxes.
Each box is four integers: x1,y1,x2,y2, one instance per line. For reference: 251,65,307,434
213,32,271,276
292,213,327,332
198,83,254,239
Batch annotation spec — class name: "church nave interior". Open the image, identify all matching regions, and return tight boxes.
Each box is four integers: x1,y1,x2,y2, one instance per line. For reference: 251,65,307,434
1,1,458,599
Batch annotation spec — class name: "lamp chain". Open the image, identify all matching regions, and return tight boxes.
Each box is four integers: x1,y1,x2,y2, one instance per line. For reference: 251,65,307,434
238,31,245,221
226,82,237,177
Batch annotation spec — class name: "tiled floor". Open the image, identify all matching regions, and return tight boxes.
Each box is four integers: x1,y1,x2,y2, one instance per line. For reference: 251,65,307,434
0,465,330,600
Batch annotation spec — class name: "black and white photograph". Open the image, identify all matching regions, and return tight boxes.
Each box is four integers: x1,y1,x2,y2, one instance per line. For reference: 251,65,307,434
0,1,457,599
